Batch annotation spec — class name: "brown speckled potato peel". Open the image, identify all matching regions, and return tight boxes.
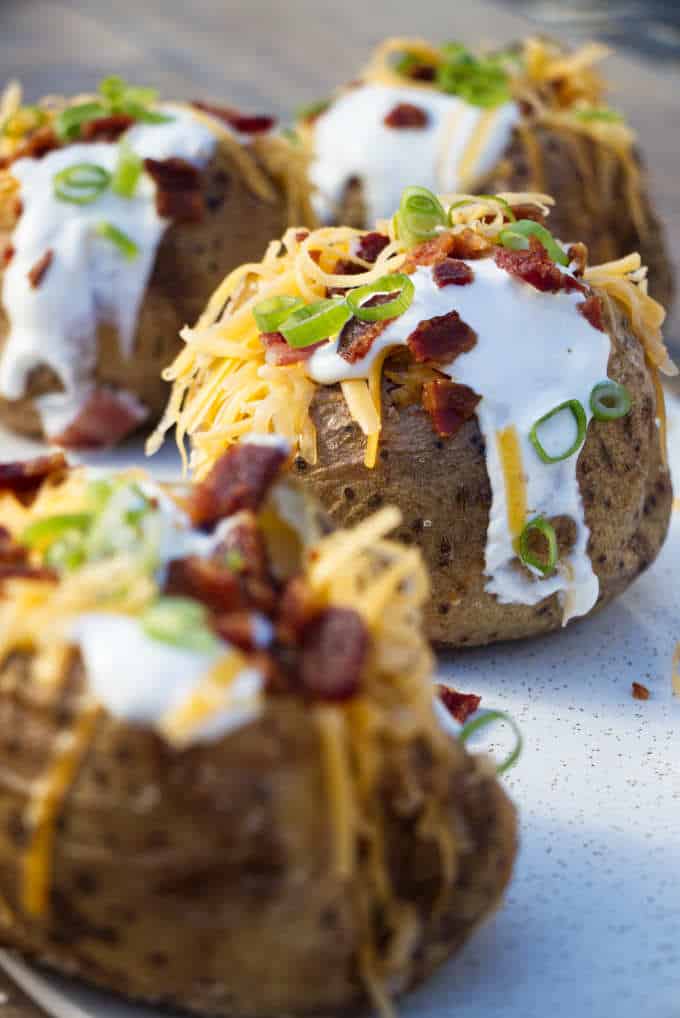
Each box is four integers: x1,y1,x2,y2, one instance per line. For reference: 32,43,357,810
0,139,291,439
0,654,516,1017
297,295,672,646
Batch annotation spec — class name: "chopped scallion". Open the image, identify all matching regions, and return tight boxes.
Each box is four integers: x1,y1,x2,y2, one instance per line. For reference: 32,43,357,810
253,295,305,333
95,221,139,260
22,513,93,552
590,380,632,421
498,219,569,266
519,515,558,577
141,597,220,653
280,298,352,348
53,163,111,205
111,139,142,198
346,273,415,322
396,185,448,248
529,399,587,464
459,709,523,774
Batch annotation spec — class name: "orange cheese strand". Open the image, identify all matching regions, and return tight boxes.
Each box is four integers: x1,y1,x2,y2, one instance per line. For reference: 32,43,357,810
496,424,527,539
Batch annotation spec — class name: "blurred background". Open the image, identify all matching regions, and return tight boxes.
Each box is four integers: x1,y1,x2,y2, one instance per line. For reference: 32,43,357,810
2,0,679,350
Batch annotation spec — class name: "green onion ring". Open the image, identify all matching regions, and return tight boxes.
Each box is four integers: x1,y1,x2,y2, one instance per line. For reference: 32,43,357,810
95,222,139,260
589,380,632,421
529,399,587,464
111,140,142,198
280,298,352,349
253,295,305,333
448,194,516,224
22,513,93,552
55,101,108,141
396,185,448,248
141,596,221,653
346,273,415,323
459,709,523,775
498,219,569,266
519,515,558,577
54,163,111,205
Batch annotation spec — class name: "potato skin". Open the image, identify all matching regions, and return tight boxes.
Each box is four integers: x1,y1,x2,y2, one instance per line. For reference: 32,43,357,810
297,296,672,646
0,653,516,1017
0,137,292,439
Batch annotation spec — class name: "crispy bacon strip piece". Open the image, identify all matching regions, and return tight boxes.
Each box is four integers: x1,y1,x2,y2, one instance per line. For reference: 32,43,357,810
494,236,586,295
432,258,474,288
568,242,588,276
27,249,53,289
144,157,204,223
422,379,481,438
165,555,244,614
80,114,135,141
192,100,275,135
510,203,548,224
578,294,605,332
0,453,66,497
186,443,287,528
384,102,428,128
213,613,268,652
49,389,148,449
260,331,325,365
300,607,368,701
338,293,397,364
356,232,390,263
402,229,493,273
631,681,650,701
437,684,481,723
407,310,477,364
326,258,365,297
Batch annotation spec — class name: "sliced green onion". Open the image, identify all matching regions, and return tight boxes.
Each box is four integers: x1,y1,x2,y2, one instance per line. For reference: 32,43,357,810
296,99,330,122
519,515,558,577
498,218,569,266
346,273,415,323
111,139,142,198
575,106,623,124
45,532,88,572
590,380,632,421
141,597,220,653
394,52,426,76
22,513,93,552
440,42,474,64
396,185,448,248
1,105,47,138
99,76,157,108
253,295,305,333
436,50,510,108
459,709,523,775
121,104,173,125
54,163,111,205
529,399,587,464
55,101,108,141
448,194,516,223
280,298,352,348
95,222,139,260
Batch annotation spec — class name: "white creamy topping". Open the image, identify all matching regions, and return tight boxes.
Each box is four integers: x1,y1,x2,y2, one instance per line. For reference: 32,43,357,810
309,83,519,224
72,614,263,743
309,258,612,619
0,104,217,436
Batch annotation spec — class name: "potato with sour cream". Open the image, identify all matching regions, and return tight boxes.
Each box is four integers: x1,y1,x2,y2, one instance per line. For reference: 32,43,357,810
0,77,314,447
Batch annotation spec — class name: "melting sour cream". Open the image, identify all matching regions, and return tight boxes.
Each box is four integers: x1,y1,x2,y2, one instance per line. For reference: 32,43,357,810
0,105,217,436
307,258,612,621
309,83,519,224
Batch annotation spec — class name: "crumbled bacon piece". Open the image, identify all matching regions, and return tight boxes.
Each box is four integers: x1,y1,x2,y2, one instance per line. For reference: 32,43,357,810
144,157,204,223
422,379,481,438
578,294,606,332
432,258,474,288
27,249,53,289
299,607,368,701
355,232,390,263
337,293,397,363
632,681,650,701
260,331,325,365
0,562,57,583
80,114,135,142
192,100,275,135
407,309,477,364
0,453,67,497
278,575,318,641
49,388,148,449
437,684,481,723
509,203,548,224
494,236,587,295
568,242,588,276
295,230,310,243
407,64,437,82
213,612,266,652
165,555,243,614
0,526,27,566
326,257,365,297
402,229,492,273
186,443,287,528
2,245,15,267
218,513,270,582
384,102,429,129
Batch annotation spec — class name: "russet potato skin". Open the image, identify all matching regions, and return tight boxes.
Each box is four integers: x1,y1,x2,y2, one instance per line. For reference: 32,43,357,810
297,296,672,647
0,139,291,440
0,653,516,1017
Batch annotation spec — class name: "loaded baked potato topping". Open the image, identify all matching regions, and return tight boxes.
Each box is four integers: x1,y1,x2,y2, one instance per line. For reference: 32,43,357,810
151,188,673,633
0,444,517,1016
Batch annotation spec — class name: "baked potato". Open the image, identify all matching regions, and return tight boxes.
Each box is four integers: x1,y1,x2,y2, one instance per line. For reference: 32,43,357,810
297,36,674,310
151,189,675,647
0,77,314,447
0,444,517,1017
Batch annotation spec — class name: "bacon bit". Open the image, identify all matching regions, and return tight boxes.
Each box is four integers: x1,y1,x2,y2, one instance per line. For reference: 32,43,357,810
432,258,474,288
407,309,477,364
631,681,650,701
299,607,368,701
494,236,587,295
356,232,390,263
27,249,53,289
278,575,318,641
165,555,243,614
3,245,15,267
295,230,310,243
578,294,606,332
49,388,148,449
568,242,588,276
437,684,481,723
218,513,270,581
186,443,287,528
402,229,492,273
326,257,365,297
0,526,27,565
192,100,275,135
308,249,322,265
384,102,429,129
422,379,481,438
213,613,265,652
0,453,67,498
80,114,135,142
260,330,325,365
338,294,396,363
144,157,204,223
0,562,57,583
509,203,548,224
408,64,437,82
